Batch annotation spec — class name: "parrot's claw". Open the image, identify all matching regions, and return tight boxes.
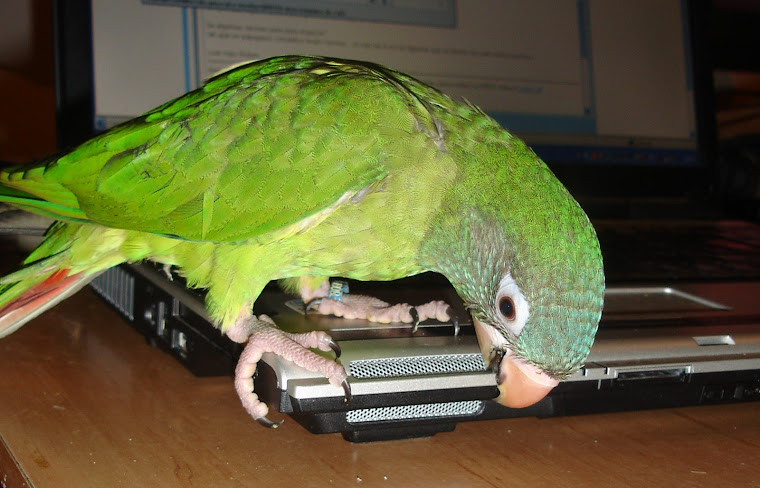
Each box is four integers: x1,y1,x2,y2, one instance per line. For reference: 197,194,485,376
446,306,461,336
342,378,352,404
326,335,342,358
304,297,323,315
256,416,285,429
410,307,421,334
227,312,349,427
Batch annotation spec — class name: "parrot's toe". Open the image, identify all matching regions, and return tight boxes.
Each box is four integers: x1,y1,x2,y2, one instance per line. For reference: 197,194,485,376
306,294,455,333
410,305,459,335
227,311,349,427
409,304,459,335
408,300,456,334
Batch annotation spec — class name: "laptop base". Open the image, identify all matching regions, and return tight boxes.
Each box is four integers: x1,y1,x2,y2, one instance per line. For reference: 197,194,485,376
90,263,760,441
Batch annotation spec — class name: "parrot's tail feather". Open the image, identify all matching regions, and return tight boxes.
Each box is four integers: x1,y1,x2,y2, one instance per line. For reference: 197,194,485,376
0,270,99,338
0,181,88,223
0,257,59,286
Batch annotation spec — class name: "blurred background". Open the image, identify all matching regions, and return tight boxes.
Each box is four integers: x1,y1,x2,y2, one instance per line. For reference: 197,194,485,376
0,0,55,163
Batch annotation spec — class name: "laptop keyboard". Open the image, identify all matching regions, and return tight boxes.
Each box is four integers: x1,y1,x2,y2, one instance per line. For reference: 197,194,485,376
595,220,760,282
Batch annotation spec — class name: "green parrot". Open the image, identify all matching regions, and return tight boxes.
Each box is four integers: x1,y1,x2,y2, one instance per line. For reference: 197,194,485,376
0,55,604,427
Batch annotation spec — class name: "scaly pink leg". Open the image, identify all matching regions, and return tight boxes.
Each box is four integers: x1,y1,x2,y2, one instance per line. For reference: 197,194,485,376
227,311,349,428
308,295,457,333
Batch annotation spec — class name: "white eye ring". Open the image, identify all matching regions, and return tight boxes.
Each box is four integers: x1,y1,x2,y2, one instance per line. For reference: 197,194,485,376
496,272,530,337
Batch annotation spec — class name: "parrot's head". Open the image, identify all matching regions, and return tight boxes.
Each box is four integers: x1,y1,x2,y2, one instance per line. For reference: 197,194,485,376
425,132,605,409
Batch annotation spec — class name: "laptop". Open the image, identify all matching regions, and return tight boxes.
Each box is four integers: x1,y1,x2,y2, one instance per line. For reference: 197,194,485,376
52,0,760,441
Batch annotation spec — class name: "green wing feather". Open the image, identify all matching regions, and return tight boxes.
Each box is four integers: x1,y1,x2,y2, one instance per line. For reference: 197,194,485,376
0,56,449,242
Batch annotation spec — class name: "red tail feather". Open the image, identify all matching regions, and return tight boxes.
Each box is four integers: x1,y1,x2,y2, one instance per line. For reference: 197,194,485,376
0,269,75,315
0,269,97,338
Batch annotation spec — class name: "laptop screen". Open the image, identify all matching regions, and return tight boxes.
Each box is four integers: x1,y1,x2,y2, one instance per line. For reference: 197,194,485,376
56,0,714,202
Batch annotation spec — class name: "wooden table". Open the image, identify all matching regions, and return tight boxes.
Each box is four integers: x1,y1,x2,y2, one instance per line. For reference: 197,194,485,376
1,289,759,488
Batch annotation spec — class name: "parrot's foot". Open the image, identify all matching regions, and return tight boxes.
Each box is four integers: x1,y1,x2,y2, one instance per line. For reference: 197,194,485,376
307,295,459,335
227,313,349,428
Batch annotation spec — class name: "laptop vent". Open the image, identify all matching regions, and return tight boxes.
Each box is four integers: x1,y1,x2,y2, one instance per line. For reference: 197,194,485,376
348,354,487,379
346,400,484,424
90,266,135,321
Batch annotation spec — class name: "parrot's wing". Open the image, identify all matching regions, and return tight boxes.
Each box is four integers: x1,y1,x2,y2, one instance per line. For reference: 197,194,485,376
1,56,438,242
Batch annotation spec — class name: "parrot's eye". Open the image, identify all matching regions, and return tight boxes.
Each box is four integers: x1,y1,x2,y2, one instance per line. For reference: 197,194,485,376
495,272,530,338
499,296,516,320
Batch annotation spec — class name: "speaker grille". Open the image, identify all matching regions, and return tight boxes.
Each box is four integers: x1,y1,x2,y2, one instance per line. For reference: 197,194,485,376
90,266,135,321
348,354,486,379
346,400,483,423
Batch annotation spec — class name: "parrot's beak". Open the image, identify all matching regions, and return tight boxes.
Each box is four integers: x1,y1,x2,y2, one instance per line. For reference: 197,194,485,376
473,318,559,408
